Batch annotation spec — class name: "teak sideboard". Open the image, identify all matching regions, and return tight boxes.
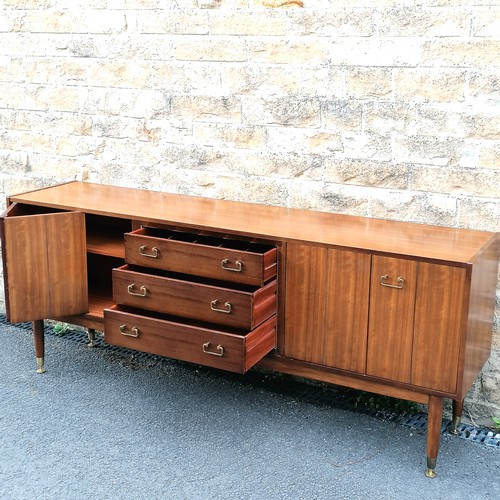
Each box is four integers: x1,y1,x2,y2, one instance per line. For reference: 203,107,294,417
1,181,499,477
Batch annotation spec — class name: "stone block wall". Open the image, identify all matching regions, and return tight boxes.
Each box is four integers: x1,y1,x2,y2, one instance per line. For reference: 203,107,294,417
0,0,499,421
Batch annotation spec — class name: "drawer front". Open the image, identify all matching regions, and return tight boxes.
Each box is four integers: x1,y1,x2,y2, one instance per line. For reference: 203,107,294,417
112,265,277,329
124,228,277,286
104,306,276,373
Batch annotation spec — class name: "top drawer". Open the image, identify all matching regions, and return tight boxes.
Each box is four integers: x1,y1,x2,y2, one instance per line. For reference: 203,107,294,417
124,227,277,286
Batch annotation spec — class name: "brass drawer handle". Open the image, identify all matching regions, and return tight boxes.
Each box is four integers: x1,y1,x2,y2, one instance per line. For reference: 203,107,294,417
380,275,405,289
127,284,148,297
202,342,224,357
139,245,159,258
119,325,140,338
221,259,242,272
210,299,232,314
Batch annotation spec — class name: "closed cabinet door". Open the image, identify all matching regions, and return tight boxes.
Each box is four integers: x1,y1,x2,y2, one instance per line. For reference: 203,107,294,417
1,203,88,323
284,244,370,373
366,255,417,384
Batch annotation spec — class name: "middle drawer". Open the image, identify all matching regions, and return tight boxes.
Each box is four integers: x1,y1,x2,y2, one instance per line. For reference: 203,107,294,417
112,264,277,330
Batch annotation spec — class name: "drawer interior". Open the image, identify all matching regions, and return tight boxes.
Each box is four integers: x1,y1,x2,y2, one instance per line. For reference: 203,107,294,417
135,226,275,254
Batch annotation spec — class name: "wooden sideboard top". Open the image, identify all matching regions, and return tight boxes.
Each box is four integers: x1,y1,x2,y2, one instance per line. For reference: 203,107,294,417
9,181,499,264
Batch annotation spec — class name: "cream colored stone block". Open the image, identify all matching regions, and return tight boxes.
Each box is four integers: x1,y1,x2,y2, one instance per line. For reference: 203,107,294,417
249,39,329,64
345,68,391,99
216,175,289,206
175,38,247,62
138,11,209,35
370,190,457,226
479,143,500,169
377,6,469,37
193,123,267,149
365,102,417,135
243,151,323,180
322,100,362,131
341,131,392,162
413,166,500,198
393,136,477,167
243,97,320,127
422,40,500,68
28,154,84,179
299,65,344,98
152,62,223,96
251,0,303,7
88,62,150,89
287,8,373,36
172,96,241,122
23,133,53,154
324,159,409,190
266,127,342,155
288,181,369,215
469,71,500,103
394,68,466,103
223,65,298,96
330,38,420,67
472,7,500,37
210,11,286,35
458,198,500,231
47,87,80,113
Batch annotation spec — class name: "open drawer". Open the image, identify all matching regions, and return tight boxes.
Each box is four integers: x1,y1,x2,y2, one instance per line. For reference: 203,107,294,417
124,227,277,286
112,264,277,330
104,305,276,373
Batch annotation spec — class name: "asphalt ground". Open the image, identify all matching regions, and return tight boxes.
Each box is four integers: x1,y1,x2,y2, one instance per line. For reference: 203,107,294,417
1,319,499,500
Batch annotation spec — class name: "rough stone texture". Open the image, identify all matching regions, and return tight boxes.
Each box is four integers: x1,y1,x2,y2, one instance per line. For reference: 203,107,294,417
0,1,499,421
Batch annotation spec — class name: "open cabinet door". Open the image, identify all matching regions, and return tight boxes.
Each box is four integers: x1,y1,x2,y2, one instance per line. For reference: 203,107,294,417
1,203,88,323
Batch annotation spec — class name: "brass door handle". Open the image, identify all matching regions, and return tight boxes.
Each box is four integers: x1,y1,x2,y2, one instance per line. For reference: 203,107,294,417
221,259,242,272
380,274,405,289
202,342,224,357
139,245,159,258
210,300,232,314
127,284,148,297
119,325,140,338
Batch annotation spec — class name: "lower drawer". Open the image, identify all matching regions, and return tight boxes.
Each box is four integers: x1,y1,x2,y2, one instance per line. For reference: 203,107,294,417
103,305,276,374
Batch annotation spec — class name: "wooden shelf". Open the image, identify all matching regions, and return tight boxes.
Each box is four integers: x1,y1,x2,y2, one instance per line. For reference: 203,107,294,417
86,229,125,258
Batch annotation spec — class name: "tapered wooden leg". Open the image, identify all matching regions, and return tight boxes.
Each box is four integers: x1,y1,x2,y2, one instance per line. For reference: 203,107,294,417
33,320,46,374
87,328,96,347
425,395,443,478
449,399,464,435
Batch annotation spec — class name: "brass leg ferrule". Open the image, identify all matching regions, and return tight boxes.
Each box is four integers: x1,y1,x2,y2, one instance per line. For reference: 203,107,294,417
36,357,46,374
449,416,461,435
425,458,437,478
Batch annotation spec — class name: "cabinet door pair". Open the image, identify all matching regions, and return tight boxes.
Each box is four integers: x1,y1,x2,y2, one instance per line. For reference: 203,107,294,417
284,244,465,393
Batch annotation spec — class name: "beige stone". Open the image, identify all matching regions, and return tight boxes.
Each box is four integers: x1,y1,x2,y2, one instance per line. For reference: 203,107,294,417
175,37,247,62
479,143,500,169
209,11,286,36
251,0,304,7
324,159,409,190
223,65,299,96
322,100,362,131
422,40,500,68
370,191,457,226
47,87,80,113
248,39,329,64
376,6,469,37
287,8,373,36
472,7,500,37
172,96,241,122
243,97,320,127
346,68,391,99
394,68,466,103
299,65,344,98
193,123,267,149
412,166,500,198
458,198,500,231
364,102,417,135
137,11,209,35
88,62,151,89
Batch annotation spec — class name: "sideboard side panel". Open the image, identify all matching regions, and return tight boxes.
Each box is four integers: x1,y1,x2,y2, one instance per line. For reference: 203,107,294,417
459,240,500,398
